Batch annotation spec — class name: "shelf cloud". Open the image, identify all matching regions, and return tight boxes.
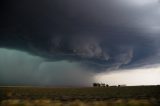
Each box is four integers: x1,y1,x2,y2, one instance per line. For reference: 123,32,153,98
0,0,160,86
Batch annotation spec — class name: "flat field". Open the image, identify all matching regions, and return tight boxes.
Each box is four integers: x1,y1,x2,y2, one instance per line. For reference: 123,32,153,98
0,86,160,106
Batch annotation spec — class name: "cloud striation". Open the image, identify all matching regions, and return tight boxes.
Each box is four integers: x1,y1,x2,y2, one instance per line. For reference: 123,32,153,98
0,0,160,86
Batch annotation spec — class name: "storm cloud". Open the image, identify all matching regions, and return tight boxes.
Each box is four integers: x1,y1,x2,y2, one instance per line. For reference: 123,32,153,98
0,0,160,85
0,48,94,86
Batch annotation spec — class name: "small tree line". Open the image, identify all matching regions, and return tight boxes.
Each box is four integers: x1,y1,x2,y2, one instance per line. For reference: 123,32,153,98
93,83,126,87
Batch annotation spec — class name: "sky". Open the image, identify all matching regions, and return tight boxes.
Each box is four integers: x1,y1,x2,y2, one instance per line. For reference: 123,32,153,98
0,0,160,86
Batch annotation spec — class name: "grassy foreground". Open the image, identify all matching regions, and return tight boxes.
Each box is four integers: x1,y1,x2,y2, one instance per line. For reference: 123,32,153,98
0,86,160,106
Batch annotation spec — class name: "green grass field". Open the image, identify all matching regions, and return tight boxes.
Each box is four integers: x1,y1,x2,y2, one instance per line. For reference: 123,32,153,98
0,86,160,106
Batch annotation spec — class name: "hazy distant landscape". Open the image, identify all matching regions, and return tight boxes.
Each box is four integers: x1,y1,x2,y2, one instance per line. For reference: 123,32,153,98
0,86,160,106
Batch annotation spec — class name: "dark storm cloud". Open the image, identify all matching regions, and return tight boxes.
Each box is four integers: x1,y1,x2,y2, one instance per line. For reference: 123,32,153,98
0,0,160,72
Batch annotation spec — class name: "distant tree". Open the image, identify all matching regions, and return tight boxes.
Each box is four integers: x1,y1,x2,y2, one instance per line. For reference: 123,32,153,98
118,85,126,87
93,83,100,87
106,84,109,87
93,83,110,87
